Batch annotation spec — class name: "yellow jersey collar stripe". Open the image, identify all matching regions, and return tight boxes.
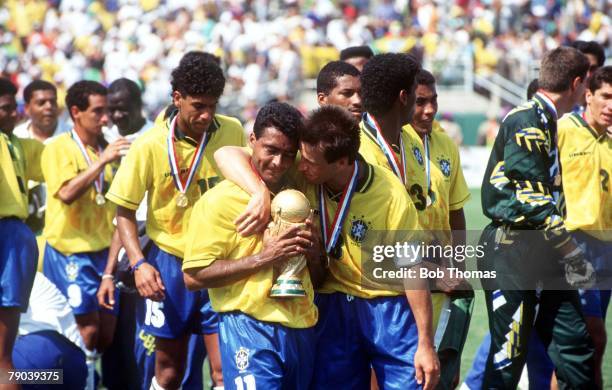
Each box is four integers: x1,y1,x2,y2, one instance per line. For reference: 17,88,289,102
572,112,604,141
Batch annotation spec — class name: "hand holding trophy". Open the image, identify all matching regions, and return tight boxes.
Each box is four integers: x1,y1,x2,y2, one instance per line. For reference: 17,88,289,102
268,189,312,298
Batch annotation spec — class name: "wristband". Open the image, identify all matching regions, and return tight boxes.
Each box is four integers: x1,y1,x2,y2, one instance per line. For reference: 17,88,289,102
130,258,147,274
101,274,114,280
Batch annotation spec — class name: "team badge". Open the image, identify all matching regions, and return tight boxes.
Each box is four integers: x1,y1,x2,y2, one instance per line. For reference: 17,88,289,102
349,216,371,243
412,146,424,166
438,158,451,177
235,347,250,372
66,262,79,282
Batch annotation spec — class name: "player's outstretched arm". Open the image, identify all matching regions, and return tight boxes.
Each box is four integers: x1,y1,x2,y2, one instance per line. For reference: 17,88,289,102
405,279,440,390
183,225,312,290
214,146,271,236
116,206,165,301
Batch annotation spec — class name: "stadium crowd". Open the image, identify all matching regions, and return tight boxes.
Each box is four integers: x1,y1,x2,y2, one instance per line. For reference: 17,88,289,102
0,0,609,120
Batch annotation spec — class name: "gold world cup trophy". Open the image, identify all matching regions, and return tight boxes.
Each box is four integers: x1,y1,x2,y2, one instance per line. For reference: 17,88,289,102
268,189,312,298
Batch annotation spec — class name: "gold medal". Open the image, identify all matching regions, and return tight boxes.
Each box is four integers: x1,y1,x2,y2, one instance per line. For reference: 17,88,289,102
95,193,106,206
176,193,189,208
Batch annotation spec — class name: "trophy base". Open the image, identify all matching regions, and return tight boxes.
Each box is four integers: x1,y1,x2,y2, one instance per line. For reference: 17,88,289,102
270,278,306,298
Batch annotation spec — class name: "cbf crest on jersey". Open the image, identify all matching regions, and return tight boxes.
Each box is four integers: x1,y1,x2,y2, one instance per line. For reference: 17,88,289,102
350,216,372,244
66,262,79,282
235,347,250,372
437,156,452,177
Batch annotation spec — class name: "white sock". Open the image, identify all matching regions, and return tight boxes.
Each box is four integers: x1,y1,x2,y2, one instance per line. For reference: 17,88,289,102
150,376,167,390
85,349,99,390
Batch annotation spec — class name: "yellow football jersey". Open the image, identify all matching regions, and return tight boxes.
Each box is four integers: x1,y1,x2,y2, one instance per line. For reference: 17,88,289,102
359,120,470,239
183,180,318,328
295,162,420,299
106,114,246,257
0,133,44,219
42,133,116,254
558,113,612,241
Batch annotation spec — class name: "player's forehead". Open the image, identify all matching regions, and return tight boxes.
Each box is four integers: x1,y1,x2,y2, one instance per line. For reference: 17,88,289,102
299,142,325,163
257,126,298,152
85,94,107,110
593,82,612,96
0,94,16,105
415,83,437,98
30,89,57,102
108,91,131,107
332,75,360,91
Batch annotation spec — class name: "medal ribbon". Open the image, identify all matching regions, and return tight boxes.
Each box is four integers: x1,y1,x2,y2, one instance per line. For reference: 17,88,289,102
365,113,406,184
318,163,359,254
71,129,103,195
166,116,210,195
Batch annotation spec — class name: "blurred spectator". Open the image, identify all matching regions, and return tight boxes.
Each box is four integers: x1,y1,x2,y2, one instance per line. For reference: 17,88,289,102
439,112,464,145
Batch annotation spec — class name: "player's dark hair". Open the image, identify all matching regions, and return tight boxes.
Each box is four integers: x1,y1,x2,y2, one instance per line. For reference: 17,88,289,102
360,53,421,116
171,54,225,98
340,46,374,61
302,105,360,163
23,80,56,103
527,78,539,100
253,102,303,143
570,40,605,67
108,78,142,108
588,66,612,93
0,78,17,97
179,51,221,66
416,69,436,87
538,47,589,93
317,61,360,95
65,80,107,118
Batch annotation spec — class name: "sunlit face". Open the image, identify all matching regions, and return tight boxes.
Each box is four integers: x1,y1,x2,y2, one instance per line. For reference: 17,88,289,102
411,83,438,135
71,94,109,137
108,90,140,133
0,94,17,134
586,82,612,128
250,127,298,185
26,89,58,133
173,92,217,136
298,142,339,185
318,75,362,118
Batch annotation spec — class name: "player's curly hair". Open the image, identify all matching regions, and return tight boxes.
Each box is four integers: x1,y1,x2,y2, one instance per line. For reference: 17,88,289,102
317,61,360,95
171,54,225,98
302,105,360,163
360,53,420,117
65,80,107,118
0,78,17,97
253,102,303,143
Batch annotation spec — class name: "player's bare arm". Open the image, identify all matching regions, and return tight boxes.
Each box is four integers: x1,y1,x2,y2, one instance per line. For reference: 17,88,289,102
116,205,165,301
97,228,121,310
57,138,130,204
405,278,440,390
183,225,312,290
214,145,271,235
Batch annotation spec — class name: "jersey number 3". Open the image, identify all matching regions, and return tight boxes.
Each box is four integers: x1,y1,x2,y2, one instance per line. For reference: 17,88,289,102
601,169,609,192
